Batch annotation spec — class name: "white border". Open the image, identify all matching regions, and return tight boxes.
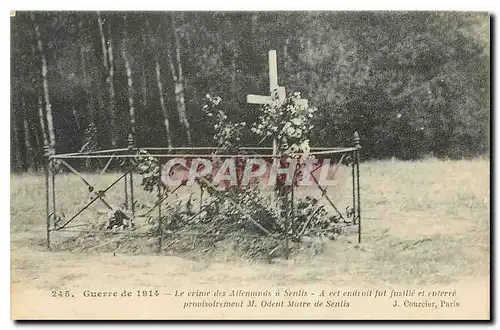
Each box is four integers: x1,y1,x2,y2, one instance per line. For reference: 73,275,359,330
3,0,497,11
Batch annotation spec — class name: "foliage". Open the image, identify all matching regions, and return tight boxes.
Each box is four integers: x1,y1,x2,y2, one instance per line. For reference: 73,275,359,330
104,208,135,231
290,196,344,238
251,92,317,156
145,186,348,259
201,94,247,152
135,149,160,193
129,89,347,261
11,11,489,172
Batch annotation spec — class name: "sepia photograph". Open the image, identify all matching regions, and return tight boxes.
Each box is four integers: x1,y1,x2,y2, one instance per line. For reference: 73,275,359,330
10,10,490,320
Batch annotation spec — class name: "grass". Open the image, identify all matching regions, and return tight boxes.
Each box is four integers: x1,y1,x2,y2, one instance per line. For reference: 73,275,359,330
10,158,490,287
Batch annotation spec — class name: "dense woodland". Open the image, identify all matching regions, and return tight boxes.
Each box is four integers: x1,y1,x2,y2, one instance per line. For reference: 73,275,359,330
10,11,490,172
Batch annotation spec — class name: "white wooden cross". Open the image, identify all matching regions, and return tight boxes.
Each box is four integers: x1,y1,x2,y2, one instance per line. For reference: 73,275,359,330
247,50,308,108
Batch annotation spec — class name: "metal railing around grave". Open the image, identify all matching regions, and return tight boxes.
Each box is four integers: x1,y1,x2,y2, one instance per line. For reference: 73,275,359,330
43,133,362,258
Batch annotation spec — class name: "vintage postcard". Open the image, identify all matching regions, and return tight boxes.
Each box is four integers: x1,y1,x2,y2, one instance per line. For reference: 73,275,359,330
10,10,490,320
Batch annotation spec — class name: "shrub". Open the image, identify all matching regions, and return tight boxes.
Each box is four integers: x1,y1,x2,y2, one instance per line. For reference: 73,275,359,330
131,92,350,260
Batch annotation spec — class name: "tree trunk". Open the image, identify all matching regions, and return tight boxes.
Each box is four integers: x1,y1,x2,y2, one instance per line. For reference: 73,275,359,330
170,15,192,145
35,94,49,169
106,22,117,148
79,19,95,133
30,40,49,149
96,11,108,70
37,95,48,145
96,12,117,148
95,12,108,149
140,26,148,109
31,13,56,154
122,44,136,138
155,61,173,150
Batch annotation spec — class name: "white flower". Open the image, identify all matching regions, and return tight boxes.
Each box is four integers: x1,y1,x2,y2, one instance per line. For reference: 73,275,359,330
291,118,303,126
206,94,211,99
286,127,295,136
252,128,261,134
301,140,311,153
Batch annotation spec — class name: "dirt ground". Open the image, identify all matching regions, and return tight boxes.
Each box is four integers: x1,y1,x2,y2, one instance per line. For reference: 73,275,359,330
10,159,490,319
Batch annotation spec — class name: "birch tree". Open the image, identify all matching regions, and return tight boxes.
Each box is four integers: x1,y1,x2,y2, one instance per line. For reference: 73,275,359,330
106,22,117,148
31,13,56,154
140,25,148,110
155,61,173,150
78,18,95,135
29,39,49,150
121,16,136,139
96,11,117,148
168,14,192,144
146,18,173,149
97,11,108,70
37,95,48,147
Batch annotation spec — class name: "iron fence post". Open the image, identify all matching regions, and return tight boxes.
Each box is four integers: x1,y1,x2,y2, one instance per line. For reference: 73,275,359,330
353,131,361,244
158,163,163,254
124,175,129,210
51,158,56,238
351,150,356,224
130,170,135,215
127,133,135,215
44,145,51,250
284,190,289,260
290,176,295,237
